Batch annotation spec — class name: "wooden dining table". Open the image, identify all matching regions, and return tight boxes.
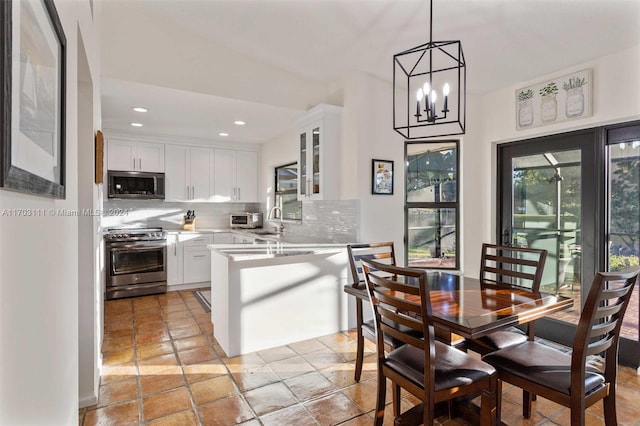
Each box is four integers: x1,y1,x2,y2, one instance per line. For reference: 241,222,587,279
392,270,574,425
423,271,574,342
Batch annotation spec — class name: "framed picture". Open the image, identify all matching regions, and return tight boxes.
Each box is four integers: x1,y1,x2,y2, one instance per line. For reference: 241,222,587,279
0,0,67,198
372,159,394,195
515,68,592,130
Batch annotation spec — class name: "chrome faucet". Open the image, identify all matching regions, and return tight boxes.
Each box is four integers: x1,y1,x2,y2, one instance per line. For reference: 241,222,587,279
268,206,284,233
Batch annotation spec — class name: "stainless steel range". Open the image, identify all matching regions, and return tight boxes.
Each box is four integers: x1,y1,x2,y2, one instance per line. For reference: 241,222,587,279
104,227,167,300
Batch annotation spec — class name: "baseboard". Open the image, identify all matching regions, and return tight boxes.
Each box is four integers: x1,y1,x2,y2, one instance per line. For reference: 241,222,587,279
167,281,210,292
79,394,98,408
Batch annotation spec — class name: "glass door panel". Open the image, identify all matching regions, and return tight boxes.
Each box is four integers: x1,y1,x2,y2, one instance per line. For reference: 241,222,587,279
312,127,320,195
299,132,307,196
498,129,598,342
608,140,640,340
512,150,582,303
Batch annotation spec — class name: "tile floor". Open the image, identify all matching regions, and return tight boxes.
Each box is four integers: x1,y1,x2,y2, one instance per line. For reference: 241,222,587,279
79,290,640,426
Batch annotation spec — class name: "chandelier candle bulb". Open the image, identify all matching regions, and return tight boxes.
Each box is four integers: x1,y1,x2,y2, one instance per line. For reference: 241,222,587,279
442,83,450,112
423,82,431,113
416,89,423,118
430,90,437,121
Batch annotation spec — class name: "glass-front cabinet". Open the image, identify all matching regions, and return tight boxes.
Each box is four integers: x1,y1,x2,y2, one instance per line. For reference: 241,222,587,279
297,104,342,200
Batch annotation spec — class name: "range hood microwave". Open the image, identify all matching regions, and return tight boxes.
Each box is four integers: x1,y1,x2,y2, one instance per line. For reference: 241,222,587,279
107,171,165,200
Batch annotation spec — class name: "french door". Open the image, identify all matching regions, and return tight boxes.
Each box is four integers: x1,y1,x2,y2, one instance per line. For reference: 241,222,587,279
497,129,602,350
498,125,640,367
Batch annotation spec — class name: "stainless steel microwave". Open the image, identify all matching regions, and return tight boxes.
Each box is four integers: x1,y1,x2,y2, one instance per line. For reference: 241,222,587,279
230,212,263,229
107,171,165,200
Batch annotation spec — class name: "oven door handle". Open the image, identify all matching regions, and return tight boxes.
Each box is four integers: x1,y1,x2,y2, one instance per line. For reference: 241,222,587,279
108,243,166,252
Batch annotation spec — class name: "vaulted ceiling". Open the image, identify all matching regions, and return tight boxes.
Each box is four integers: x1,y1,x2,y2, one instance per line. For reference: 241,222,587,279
100,0,640,144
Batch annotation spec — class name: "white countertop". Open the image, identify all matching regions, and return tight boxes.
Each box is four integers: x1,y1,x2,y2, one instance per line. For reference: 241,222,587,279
208,242,345,261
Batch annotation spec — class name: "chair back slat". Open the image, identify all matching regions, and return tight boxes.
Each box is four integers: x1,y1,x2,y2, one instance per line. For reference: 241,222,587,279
377,305,423,332
480,243,547,292
572,268,640,379
361,258,433,359
347,242,396,287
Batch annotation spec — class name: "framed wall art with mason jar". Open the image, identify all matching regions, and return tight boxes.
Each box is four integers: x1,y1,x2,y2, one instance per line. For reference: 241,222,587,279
515,69,591,131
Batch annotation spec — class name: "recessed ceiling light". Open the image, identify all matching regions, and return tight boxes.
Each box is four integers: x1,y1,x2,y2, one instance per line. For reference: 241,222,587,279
234,120,246,126
219,132,229,136
132,107,148,113
130,122,143,127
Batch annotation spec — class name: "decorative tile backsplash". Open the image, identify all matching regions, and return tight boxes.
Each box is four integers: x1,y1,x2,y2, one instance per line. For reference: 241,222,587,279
102,199,360,243
102,200,261,230
262,200,359,243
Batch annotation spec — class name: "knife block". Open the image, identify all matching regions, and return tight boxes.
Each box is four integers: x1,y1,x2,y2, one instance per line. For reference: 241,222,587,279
182,216,195,231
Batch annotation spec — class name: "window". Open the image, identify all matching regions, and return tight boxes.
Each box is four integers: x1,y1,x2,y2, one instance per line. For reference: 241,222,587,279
405,141,459,269
275,162,302,220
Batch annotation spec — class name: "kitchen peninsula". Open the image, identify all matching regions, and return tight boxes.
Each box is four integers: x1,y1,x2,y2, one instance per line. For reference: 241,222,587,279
208,242,349,357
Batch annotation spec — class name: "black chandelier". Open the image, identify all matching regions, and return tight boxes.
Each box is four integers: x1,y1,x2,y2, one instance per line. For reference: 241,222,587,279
393,0,466,139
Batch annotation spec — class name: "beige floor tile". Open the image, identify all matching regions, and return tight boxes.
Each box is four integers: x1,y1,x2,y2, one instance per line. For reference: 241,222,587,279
135,329,172,345
164,309,192,321
96,295,640,426
178,344,218,365
102,335,134,352
284,372,336,402
167,317,198,330
97,377,138,407
136,341,175,360
169,324,202,340
304,391,364,425
190,375,237,405
183,359,228,384
145,409,199,426
102,348,135,366
232,365,281,392
174,335,209,352
142,387,192,422
303,347,347,370
257,345,297,363
197,395,255,425
260,404,319,426
139,372,185,396
288,338,326,355
83,401,139,425
243,382,298,416
224,353,266,373
135,321,167,335
268,355,316,380
316,332,352,349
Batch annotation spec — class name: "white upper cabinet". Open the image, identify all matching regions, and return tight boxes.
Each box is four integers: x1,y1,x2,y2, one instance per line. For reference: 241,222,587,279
297,104,342,200
165,144,213,202
107,139,165,172
214,149,258,202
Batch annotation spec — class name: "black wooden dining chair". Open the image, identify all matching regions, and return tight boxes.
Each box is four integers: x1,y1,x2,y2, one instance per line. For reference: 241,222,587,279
362,258,497,425
483,268,640,426
343,242,399,382
464,243,547,355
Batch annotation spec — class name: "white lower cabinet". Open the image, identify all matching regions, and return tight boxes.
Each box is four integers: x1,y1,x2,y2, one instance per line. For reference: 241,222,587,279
183,245,211,284
167,234,183,286
167,232,214,287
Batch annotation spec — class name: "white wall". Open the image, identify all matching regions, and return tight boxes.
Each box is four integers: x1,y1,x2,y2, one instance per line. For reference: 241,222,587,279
461,45,640,275
0,1,100,423
259,46,640,274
